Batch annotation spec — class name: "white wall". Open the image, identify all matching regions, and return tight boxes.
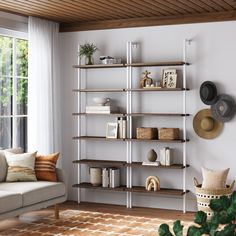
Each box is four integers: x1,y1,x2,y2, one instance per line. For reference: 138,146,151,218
59,21,236,211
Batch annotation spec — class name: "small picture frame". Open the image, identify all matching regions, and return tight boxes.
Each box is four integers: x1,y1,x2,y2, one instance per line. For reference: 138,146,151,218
162,69,176,88
167,74,177,88
106,123,118,139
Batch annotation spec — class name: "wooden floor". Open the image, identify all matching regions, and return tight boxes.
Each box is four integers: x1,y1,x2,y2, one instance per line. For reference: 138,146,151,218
0,201,195,233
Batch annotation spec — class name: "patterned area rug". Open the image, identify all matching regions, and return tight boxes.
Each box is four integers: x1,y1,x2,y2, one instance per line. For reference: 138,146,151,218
0,210,193,236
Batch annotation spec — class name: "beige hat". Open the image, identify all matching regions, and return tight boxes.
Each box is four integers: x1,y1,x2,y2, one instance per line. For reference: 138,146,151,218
193,109,223,139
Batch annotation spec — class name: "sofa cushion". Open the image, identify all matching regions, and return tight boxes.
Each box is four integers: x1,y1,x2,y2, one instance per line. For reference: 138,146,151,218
0,148,23,182
0,181,65,207
0,190,22,214
5,151,37,182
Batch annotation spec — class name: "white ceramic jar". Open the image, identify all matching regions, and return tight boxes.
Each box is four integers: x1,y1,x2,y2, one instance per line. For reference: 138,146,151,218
90,167,102,186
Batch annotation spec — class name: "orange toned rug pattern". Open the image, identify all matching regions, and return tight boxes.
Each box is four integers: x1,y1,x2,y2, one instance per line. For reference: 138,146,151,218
0,210,192,236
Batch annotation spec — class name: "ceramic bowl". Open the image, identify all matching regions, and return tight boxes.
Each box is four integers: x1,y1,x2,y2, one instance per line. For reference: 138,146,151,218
93,97,109,106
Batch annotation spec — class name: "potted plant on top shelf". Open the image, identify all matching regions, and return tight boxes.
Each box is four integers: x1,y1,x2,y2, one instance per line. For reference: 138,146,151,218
79,43,98,65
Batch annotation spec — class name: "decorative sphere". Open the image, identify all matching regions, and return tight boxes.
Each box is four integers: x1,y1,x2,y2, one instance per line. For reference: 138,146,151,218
147,149,157,162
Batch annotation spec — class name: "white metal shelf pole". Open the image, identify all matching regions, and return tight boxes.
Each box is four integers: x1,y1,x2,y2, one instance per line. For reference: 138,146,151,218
77,44,82,203
129,42,133,208
126,42,130,208
182,39,188,213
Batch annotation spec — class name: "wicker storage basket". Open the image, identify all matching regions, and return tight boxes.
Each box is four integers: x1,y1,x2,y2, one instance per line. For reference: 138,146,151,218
159,128,179,140
194,177,235,218
136,127,158,139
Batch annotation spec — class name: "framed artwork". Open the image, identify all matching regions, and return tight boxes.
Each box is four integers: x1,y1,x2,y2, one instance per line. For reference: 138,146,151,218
106,123,118,138
167,74,177,88
162,69,176,88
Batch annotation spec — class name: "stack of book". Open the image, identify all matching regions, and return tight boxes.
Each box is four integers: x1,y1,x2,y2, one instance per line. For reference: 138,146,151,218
102,167,120,188
117,117,127,138
86,105,112,114
160,147,173,166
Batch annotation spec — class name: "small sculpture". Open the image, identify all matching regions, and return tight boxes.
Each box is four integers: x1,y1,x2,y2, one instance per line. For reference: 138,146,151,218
147,149,157,162
145,176,160,191
140,70,153,88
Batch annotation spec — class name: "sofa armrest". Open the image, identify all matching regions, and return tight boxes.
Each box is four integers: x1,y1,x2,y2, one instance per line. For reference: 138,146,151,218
56,168,66,183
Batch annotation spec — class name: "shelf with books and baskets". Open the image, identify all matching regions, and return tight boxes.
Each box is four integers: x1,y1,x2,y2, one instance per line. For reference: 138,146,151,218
73,40,191,212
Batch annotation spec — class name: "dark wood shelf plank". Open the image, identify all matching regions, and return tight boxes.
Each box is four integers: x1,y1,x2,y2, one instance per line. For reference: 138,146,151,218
72,61,189,69
73,64,125,69
72,112,190,117
126,61,189,67
129,88,189,91
73,182,189,196
73,159,126,166
127,186,189,196
73,159,189,169
73,89,126,92
73,136,188,143
73,183,125,192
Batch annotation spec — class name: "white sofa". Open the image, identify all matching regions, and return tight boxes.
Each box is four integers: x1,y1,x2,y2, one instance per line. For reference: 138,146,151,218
0,150,67,220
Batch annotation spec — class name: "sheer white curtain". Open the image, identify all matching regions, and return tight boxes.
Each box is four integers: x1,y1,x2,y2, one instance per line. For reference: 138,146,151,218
28,16,61,156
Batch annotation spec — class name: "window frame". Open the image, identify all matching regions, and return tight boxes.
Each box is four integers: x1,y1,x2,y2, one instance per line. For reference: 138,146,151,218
0,27,28,149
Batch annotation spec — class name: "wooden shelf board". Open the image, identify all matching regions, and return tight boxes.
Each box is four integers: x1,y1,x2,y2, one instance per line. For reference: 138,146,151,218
129,88,188,91
129,162,189,169
127,186,189,196
73,182,189,196
73,64,125,69
73,89,126,92
73,159,189,169
73,183,125,192
126,61,189,67
73,136,188,143
73,159,126,166
72,113,190,117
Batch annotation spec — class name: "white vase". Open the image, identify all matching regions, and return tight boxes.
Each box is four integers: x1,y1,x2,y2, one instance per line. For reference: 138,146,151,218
90,167,102,186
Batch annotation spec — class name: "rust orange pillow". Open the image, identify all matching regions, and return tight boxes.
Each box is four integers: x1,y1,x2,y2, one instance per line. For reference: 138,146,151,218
35,152,59,182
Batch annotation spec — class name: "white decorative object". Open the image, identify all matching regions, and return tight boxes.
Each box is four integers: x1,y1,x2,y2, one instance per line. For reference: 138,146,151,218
102,168,109,187
109,168,120,188
93,97,110,106
106,123,118,138
90,167,102,186
160,148,166,165
167,74,177,88
162,69,176,88
165,148,173,166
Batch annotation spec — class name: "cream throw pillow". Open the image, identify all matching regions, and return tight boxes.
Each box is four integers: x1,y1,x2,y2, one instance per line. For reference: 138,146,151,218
5,151,37,182
202,167,229,189
0,148,23,182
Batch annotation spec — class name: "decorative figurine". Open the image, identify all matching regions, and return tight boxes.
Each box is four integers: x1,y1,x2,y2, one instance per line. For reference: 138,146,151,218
145,176,160,191
147,149,157,162
140,70,153,88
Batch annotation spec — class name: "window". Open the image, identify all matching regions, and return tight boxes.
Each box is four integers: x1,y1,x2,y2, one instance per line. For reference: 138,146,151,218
0,30,28,150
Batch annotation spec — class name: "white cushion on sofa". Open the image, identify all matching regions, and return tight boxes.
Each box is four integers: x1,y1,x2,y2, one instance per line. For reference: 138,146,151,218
0,148,23,182
0,190,23,214
0,181,65,207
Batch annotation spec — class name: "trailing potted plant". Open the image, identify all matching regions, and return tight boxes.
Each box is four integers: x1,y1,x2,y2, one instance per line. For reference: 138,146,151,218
79,43,98,65
158,191,236,236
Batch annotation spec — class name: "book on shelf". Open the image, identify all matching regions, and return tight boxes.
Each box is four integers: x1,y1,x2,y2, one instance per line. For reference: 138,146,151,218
142,161,160,166
117,117,127,138
160,147,173,166
102,167,120,188
86,106,111,114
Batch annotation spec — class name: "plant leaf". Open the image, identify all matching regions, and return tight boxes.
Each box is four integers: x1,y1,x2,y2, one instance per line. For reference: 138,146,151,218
218,210,231,224
219,196,231,210
158,224,173,236
230,191,236,204
194,211,207,226
173,220,183,236
226,202,236,220
210,198,224,212
187,226,202,236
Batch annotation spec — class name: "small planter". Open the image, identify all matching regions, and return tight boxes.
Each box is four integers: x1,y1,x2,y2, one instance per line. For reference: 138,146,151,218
194,177,235,218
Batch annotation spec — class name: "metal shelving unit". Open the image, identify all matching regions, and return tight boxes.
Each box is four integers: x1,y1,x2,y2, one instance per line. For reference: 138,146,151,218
73,40,191,212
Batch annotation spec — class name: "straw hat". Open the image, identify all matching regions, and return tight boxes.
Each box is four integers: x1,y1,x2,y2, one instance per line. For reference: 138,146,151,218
211,94,236,123
200,81,218,105
193,109,223,139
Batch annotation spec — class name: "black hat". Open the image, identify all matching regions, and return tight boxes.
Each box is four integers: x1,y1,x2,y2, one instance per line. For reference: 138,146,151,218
200,81,218,105
211,94,236,123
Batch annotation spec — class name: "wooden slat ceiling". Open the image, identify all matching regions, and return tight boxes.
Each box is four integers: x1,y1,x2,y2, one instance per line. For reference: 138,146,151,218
0,0,236,32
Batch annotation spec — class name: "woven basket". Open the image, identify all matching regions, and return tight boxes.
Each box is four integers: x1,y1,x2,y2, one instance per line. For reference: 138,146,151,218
194,177,235,218
136,127,158,139
159,128,179,140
